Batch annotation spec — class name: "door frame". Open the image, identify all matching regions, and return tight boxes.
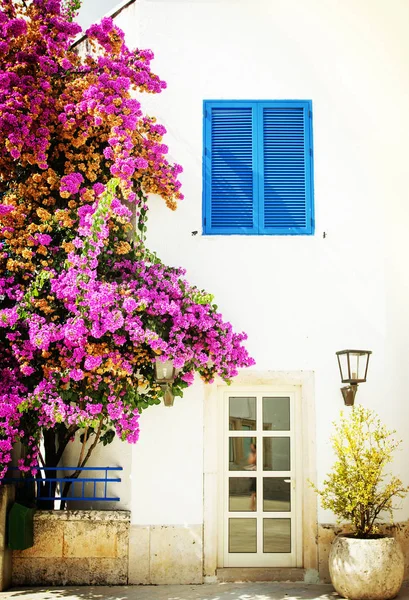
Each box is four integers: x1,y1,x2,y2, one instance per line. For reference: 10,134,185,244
219,387,302,567
203,370,318,579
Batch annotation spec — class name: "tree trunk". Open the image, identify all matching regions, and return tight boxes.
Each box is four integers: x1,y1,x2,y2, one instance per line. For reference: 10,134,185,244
36,429,58,509
60,420,104,510
35,424,79,508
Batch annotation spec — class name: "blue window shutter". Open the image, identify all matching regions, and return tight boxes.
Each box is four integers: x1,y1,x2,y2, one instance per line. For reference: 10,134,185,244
203,100,314,235
259,101,314,235
203,102,257,234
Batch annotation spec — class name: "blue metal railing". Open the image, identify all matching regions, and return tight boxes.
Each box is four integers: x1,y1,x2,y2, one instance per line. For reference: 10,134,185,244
4,466,123,502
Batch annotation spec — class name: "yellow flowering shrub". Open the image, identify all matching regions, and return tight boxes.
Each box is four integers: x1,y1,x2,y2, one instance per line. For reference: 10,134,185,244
312,405,408,537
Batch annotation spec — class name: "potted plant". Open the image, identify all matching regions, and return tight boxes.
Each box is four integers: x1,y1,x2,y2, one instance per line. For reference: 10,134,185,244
312,405,408,600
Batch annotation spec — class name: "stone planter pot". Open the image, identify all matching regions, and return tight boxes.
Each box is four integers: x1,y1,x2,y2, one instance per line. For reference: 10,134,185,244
329,534,404,600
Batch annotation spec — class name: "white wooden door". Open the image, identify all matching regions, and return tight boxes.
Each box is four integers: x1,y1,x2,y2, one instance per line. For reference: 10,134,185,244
220,388,302,567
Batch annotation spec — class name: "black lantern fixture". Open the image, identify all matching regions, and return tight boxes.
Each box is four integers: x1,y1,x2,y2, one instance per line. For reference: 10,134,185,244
336,350,372,406
154,359,176,407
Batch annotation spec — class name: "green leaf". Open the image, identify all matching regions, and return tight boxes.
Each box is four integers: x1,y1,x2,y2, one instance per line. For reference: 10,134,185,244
100,429,115,446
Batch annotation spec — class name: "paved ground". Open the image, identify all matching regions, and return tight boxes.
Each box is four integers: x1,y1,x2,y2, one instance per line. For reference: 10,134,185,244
1,583,408,600
1,583,336,600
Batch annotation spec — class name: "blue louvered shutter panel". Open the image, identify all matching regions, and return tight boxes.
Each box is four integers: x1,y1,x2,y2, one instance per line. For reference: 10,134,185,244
203,100,314,235
260,102,313,234
203,104,257,234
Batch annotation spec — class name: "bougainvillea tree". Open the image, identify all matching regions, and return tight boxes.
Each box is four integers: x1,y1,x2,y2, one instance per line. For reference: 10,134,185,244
0,0,254,499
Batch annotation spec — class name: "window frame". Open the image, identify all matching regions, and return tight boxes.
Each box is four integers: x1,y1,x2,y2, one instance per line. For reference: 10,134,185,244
202,99,315,236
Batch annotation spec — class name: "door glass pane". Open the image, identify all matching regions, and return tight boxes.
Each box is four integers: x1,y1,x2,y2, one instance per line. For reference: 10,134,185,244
263,437,290,471
263,397,290,430
229,477,256,512
229,437,257,471
263,478,291,512
229,397,256,430
263,518,291,553
229,518,257,553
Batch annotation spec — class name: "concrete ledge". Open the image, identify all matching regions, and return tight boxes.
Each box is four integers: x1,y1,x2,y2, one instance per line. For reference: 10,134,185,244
217,568,306,582
12,510,130,586
33,509,130,521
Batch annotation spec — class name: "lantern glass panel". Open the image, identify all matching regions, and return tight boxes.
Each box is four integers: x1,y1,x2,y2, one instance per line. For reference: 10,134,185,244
359,352,370,381
349,352,360,382
155,360,175,382
337,352,349,382
348,351,370,382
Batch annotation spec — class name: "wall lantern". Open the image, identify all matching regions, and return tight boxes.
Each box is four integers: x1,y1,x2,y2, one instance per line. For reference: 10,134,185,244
336,350,372,406
154,359,176,384
154,359,176,407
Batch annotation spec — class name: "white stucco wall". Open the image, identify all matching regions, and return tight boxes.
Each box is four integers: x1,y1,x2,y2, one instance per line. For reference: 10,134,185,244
88,0,409,527
76,0,120,30
129,383,205,525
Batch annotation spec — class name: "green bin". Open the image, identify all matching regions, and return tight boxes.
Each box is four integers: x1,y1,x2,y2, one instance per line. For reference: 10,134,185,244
7,502,35,550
